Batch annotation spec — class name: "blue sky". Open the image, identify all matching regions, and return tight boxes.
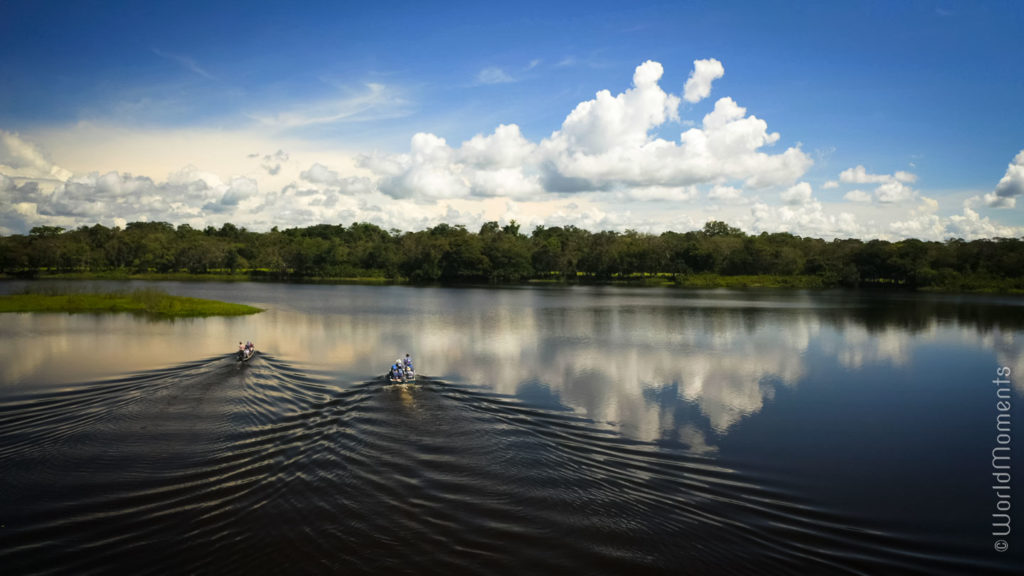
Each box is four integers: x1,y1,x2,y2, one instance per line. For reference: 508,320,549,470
1,0,1022,238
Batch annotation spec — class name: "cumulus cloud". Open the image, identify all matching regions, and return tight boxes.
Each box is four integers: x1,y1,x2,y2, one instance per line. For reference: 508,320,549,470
843,189,871,202
683,58,724,103
258,149,289,176
301,162,342,186
890,206,1022,240
457,124,536,169
750,200,862,238
614,185,699,202
372,132,470,199
3,60,1020,243
220,177,258,206
918,196,939,213
549,60,680,156
708,184,744,203
834,165,920,204
874,180,917,203
674,97,811,188
0,130,72,181
839,165,916,184
347,61,811,207
780,182,813,205
893,170,917,183
984,149,1024,208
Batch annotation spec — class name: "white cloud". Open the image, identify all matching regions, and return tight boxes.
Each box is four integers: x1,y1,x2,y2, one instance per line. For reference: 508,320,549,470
0,130,72,182
4,59,1021,243
250,82,410,128
780,182,813,205
839,165,916,185
833,165,921,204
874,180,918,203
549,60,680,155
301,162,342,186
750,200,862,238
675,97,811,188
542,69,809,190
457,124,536,169
893,170,917,183
708,184,744,203
257,149,289,176
151,48,216,80
220,177,258,206
984,149,1024,208
683,58,724,103
918,196,939,213
843,189,871,202
888,214,947,239
363,60,809,203
614,185,699,202
984,193,1016,209
889,206,1023,240
947,206,1022,238
372,133,470,199
839,165,888,184
477,67,515,84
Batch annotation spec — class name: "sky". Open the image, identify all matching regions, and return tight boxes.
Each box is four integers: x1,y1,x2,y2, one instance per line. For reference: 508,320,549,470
1,0,1022,240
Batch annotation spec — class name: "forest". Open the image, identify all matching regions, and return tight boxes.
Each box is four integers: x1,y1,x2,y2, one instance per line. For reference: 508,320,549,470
2,220,1023,291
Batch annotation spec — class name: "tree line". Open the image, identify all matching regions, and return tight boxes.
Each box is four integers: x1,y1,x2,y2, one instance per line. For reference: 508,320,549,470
2,220,1024,291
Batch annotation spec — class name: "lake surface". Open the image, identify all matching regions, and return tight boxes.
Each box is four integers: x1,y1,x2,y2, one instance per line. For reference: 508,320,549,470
1,281,1021,574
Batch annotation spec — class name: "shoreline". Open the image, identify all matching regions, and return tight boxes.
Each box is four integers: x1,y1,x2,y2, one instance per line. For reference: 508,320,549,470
3,271,1023,294
0,288,264,318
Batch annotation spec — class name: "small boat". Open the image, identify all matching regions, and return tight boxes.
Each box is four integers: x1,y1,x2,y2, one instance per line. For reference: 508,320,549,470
387,355,416,383
237,348,257,362
388,366,416,383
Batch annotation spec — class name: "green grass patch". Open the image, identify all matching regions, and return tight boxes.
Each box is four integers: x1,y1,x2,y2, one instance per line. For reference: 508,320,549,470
0,288,263,318
20,270,403,285
673,273,826,289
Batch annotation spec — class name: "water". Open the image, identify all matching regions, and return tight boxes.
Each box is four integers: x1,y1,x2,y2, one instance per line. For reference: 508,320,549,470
0,281,1021,575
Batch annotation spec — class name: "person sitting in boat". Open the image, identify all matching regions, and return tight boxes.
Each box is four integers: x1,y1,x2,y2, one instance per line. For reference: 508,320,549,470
238,341,245,360
390,363,403,381
403,354,414,371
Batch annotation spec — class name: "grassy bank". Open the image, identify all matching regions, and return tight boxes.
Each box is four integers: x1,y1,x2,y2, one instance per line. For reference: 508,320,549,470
1,270,399,284
672,273,827,289
0,288,263,318
4,270,1023,293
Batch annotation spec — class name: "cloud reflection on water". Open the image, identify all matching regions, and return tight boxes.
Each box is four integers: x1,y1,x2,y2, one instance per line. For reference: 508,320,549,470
2,286,1022,450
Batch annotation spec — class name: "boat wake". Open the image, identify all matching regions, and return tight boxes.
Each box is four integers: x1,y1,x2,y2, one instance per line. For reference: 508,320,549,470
0,357,1013,575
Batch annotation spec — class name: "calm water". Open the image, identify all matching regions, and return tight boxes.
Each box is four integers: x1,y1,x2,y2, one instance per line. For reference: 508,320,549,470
0,281,1021,575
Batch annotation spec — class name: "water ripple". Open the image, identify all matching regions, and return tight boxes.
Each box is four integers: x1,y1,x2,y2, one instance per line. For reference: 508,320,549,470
0,357,1014,575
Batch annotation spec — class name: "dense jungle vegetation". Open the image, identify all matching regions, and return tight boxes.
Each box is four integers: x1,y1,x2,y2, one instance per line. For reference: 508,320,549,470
2,220,1023,291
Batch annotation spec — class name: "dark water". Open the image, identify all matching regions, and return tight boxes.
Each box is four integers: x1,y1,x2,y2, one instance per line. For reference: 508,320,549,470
1,281,1021,575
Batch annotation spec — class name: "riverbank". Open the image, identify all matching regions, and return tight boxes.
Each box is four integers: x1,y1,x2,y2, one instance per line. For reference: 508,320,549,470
1,271,396,284
0,288,263,318
3,271,1023,293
